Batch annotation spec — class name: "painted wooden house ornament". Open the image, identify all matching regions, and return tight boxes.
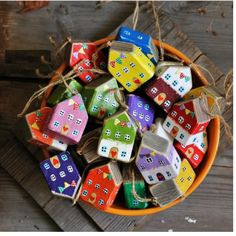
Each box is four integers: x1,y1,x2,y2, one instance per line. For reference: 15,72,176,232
135,131,181,185
145,62,192,113
108,41,155,92
79,162,123,210
21,107,67,151
66,42,107,84
116,26,159,64
149,159,196,207
123,165,148,209
82,76,121,120
40,151,81,199
126,94,155,133
163,97,211,146
153,118,174,143
47,79,83,106
97,110,137,163
47,94,88,145
183,85,226,118
76,128,103,165
174,131,208,169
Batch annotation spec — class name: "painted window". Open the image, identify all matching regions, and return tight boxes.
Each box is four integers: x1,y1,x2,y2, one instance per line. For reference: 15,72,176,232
130,62,135,68
179,87,184,93
98,199,104,205
180,133,185,139
164,100,171,107
53,121,60,127
116,72,121,77
101,146,107,153
44,163,50,170
95,184,100,189
105,129,111,136
115,132,121,138
126,82,132,87
194,154,199,160
137,101,143,107
67,165,73,172
166,171,171,177
172,80,178,86
124,134,130,141
144,104,150,110
97,94,103,101
180,177,184,182
72,130,79,136
185,124,191,130
50,174,56,181
61,154,68,161
145,115,150,122
59,171,66,178
139,73,145,78
151,87,158,94
148,175,154,181
103,188,109,194
171,111,177,117
139,113,144,119
67,114,74,121
178,116,184,124
146,157,153,163
82,190,88,196
76,119,82,125
88,179,92,185
164,74,171,80
121,151,127,157
123,67,129,73
59,110,65,116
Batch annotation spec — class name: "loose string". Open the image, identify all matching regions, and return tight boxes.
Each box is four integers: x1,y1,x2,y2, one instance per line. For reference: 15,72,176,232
132,1,139,30
131,165,158,205
77,137,99,155
151,1,164,61
189,63,216,86
55,37,72,56
223,69,233,106
114,88,129,110
17,60,107,118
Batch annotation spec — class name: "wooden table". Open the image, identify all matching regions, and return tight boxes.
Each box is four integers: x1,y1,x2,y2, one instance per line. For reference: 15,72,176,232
0,1,233,231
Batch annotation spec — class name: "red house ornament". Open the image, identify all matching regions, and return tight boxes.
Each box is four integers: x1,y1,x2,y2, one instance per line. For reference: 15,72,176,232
79,162,123,210
66,42,107,84
174,131,208,169
163,97,210,146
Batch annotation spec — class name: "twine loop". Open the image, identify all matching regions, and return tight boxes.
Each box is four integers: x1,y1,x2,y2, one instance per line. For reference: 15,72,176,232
77,137,99,155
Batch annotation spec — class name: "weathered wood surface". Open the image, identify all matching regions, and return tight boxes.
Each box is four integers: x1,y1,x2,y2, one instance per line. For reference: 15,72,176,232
0,1,233,232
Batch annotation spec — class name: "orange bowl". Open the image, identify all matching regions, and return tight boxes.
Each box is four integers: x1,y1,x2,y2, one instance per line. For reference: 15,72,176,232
41,36,220,216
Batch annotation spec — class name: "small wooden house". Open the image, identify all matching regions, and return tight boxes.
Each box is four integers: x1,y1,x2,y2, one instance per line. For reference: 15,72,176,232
174,131,208,169
116,26,159,64
79,161,123,210
149,159,196,207
82,76,121,120
66,42,107,84
126,94,155,133
145,62,192,113
47,94,88,145
97,110,137,163
135,131,181,185
123,164,148,209
40,151,81,199
163,97,211,146
47,79,83,106
184,85,226,118
20,107,67,151
108,41,155,92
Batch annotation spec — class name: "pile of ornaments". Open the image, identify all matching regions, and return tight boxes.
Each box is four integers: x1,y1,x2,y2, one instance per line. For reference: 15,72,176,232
19,26,224,211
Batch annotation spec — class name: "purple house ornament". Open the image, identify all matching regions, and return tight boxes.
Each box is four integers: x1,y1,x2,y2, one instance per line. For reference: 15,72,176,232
126,94,155,132
40,151,81,199
135,131,181,185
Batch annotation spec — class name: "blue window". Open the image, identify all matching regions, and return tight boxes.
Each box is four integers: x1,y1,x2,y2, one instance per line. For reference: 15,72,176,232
180,133,184,139
53,121,60,127
61,154,68,161
92,106,98,112
139,73,145,78
85,75,92,82
179,87,184,93
172,80,178,86
164,74,171,80
166,171,171,177
166,121,171,127
82,190,88,196
101,146,107,153
44,163,50,170
148,175,154,181
126,82,132,87
72,130,79,136
98,199,104,205
121,151,127,157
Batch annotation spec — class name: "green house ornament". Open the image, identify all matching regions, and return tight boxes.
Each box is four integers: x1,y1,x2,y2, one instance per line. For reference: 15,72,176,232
82,76,121,120
47,79,83,106
97,110,137,163
123,164,148,209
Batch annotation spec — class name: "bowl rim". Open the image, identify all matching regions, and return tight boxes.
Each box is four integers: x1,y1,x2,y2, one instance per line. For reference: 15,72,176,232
41,36,220,216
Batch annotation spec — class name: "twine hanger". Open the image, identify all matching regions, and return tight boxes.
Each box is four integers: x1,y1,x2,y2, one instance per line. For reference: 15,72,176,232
130,164,158,206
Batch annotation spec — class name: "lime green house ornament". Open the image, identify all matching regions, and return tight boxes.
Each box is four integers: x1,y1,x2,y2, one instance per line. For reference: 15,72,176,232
97,110,137,163
82,76,121,120
123,164,148,209
47,79,83,106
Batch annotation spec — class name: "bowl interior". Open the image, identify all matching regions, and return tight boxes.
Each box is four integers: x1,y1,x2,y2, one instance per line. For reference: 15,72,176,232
41,37,220,216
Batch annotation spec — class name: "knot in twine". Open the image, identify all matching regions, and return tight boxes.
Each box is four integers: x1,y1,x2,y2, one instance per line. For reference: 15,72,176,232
131,165,158,206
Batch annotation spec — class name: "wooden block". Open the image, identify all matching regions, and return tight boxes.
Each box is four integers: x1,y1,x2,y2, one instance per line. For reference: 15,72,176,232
97,110,137,163
123,164,148,209
79,161,122,210
20,107,68,151
40,151,81,199
108,41,155,92
174,131,208,169
116,26,159,64
184,85,226,118
153,118,174,143
163,97,211,145
82,76,121,120
47,79,83,106
135,131,181,184
149,159,196,207
145,63,192,113
76,128,103,164
47,94,88,145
